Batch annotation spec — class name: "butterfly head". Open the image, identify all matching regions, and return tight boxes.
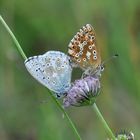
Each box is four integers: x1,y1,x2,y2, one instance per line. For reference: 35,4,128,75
83,64,104,78
91,54,118,77
95,64,104,77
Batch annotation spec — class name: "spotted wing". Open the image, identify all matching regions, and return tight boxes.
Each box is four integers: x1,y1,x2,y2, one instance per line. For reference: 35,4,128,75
24,51,72,98
68,24,101,70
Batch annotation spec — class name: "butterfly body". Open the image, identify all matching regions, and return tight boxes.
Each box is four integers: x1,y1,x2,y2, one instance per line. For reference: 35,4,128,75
68,24,102,76
25,51,72,98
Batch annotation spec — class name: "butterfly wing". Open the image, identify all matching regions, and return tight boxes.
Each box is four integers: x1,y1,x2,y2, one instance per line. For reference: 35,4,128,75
25,51,72,98
68,24,101,71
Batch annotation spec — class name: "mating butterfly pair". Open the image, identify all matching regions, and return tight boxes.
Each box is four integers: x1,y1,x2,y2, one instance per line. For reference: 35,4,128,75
25,24,102,98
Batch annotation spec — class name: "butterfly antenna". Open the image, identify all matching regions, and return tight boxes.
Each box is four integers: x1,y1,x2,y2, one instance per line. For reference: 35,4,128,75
101,54,119,66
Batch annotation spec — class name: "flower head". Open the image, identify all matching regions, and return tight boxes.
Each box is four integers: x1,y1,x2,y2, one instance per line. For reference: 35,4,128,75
63,76,100,107
116,130,134,140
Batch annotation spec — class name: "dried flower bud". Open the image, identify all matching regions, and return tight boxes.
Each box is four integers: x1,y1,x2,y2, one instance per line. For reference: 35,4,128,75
116,130,134,140
63,76,100,107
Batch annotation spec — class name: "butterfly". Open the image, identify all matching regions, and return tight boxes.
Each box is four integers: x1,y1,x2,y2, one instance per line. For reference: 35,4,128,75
24,51,72,98
68,24,103,76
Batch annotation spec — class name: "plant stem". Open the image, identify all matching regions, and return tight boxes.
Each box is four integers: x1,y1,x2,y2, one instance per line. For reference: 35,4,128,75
92,103,116,140
0,15,81,140
0,15,27,60
49,90,81,140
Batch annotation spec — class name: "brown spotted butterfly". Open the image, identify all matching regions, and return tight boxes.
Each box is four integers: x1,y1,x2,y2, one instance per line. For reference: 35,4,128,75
68,24,103,76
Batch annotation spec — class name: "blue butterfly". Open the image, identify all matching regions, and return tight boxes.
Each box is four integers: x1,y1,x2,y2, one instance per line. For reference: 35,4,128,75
25,51,72,98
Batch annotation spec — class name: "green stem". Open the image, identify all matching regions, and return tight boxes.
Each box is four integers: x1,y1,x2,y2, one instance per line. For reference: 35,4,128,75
0,15,81,140
92,103,116,140
49,90,81,140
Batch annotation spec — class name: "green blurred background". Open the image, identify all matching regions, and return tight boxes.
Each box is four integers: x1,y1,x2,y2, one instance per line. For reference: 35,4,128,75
0,0,140,139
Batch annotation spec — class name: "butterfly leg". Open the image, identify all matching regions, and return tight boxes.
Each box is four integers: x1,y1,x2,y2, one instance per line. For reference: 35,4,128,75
81,72,86,79
81,69,91,79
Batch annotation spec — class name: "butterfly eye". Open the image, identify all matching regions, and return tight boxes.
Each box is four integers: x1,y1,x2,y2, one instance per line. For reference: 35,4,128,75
101,66,104,71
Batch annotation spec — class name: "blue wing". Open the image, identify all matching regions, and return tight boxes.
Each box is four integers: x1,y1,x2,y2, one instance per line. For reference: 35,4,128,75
24,51,72,98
